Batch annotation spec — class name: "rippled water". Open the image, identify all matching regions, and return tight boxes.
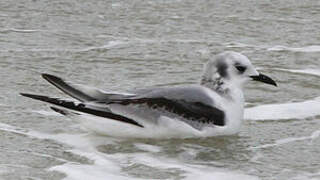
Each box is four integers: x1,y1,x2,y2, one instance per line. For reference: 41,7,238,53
1,0,320,179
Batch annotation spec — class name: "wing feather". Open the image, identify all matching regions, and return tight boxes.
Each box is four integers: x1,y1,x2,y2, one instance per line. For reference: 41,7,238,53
107,96,225,126
20,93,143,127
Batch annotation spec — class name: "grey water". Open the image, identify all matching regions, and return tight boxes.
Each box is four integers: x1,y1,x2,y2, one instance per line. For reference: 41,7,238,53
1,0,320,179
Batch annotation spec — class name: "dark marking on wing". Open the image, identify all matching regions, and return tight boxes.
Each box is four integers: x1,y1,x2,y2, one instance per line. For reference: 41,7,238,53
108,97,225,126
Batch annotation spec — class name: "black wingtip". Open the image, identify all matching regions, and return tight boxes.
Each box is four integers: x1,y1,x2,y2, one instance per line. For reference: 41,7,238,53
42,73,62,83
20,93,28,97
41,73,96,102
20,93,40,99
20,93,51,102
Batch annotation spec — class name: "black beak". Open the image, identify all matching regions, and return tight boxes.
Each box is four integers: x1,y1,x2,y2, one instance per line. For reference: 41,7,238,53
250,73,277,87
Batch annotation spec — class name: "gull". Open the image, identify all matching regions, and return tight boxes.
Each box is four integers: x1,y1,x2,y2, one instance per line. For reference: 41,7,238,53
20,51,277,138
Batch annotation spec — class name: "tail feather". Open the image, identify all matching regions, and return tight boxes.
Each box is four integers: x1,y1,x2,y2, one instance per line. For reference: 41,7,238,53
20,93,143,128
42,74,96,102
41,74,133,102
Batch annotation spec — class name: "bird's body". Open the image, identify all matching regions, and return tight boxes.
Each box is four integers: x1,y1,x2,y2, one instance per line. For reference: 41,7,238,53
21,51,276,139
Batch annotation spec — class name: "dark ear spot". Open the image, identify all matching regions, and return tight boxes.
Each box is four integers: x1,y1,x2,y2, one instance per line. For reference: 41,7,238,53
217,61,228,78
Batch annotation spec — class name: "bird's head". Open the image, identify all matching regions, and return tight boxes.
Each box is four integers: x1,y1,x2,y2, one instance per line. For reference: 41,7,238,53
201,51,277,93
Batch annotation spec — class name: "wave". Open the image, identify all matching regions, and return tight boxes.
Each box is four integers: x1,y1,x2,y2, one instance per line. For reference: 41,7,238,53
0,40,128,53
291,171,320,180
225,42,320,53
31,110,63,116
0,28,40,33
78,40,129,52
45,133,260,180
267,45,320,52
250,130,320,149
0,123,259,180
245,97,320,120
274,68,320,77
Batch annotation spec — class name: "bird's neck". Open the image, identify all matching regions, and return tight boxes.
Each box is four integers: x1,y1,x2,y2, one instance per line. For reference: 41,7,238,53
200,76,245,102
200,76,245,135
200,75,230,96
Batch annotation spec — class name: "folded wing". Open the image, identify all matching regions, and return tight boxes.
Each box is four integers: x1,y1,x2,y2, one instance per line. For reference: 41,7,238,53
107,96,225,126
21,74,225,130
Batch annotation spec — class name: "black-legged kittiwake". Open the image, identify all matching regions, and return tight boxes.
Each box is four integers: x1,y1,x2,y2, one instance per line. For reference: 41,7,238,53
21,51,277,138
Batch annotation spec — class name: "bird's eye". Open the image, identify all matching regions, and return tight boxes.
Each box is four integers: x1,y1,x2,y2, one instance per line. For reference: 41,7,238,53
235,65,246,73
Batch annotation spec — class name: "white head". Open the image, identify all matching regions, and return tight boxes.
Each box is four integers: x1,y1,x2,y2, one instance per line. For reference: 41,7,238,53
201,51,276,94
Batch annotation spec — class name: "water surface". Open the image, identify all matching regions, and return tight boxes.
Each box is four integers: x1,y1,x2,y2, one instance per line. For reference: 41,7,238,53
1,0,320,179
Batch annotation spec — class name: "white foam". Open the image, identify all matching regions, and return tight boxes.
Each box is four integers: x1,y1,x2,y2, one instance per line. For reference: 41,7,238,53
0,122,261,180
0,28,40,33
111,3,122,7
79,40,128,52
134,143,162,153
31,110,62,116
0,40,128,53
225,42,320,53
292,171,320,180
0,122,28,135
246,69,320,121
0,122,259,180
24,131,135,180
225,42,258,48
245,97,320,120
275,68,320,77
267,45,320,52
129,154,259,180
36,131,259,180
250,130,320,149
